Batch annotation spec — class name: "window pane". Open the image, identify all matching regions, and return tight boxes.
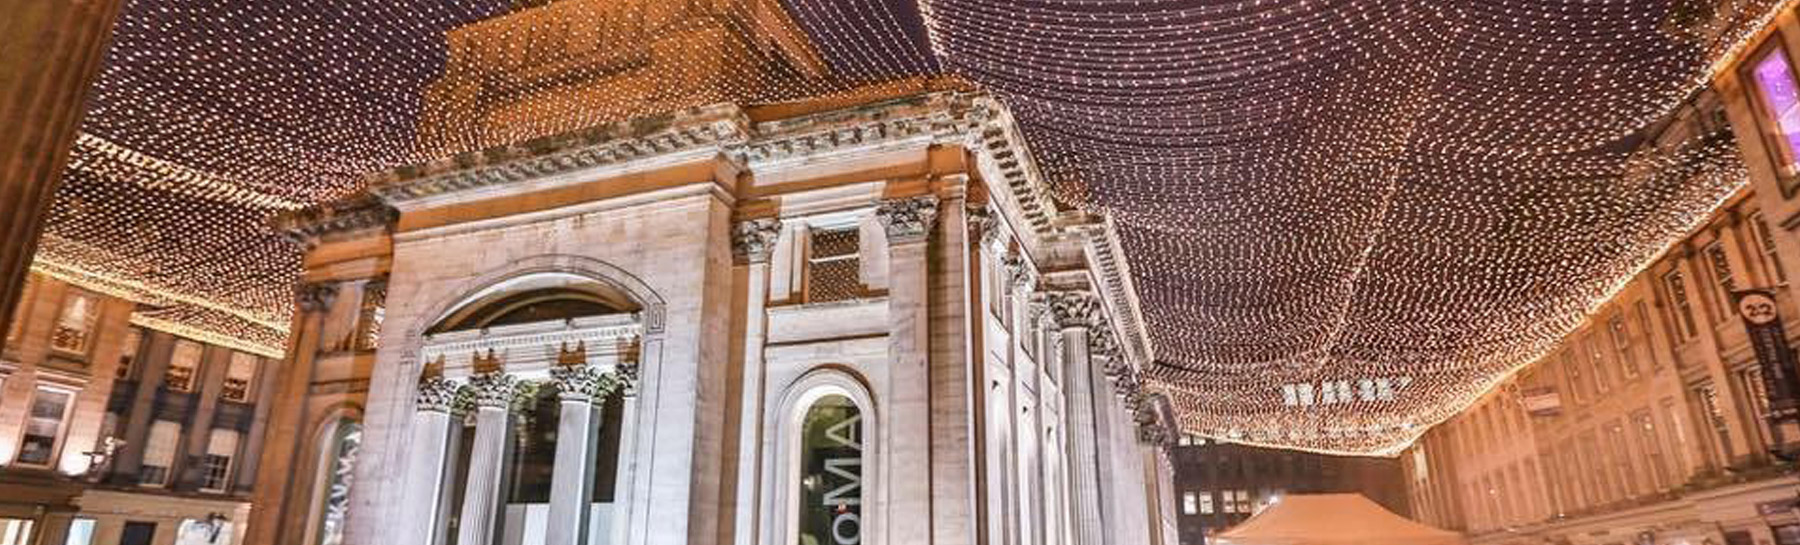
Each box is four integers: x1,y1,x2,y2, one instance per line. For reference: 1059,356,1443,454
1754,47,1800,175
18,389,72,465
166,340,202,392
797,394,862,545
223,353,257,402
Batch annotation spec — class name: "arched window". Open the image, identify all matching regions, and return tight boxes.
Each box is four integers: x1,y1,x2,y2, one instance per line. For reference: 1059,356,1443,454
309,419,361,545
797,394,863,545
774,371,876,545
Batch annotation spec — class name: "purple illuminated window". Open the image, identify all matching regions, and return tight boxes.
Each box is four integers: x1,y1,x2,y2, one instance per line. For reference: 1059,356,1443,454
1753,47,1800,175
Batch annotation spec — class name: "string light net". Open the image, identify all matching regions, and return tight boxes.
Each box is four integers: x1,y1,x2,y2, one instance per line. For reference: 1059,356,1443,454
41,0,1782,453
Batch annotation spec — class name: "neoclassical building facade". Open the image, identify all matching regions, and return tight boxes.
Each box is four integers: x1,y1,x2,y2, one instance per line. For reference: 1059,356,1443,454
244,5,1180,545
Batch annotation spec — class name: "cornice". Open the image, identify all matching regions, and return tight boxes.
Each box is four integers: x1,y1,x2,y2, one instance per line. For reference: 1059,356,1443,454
271,194,397,248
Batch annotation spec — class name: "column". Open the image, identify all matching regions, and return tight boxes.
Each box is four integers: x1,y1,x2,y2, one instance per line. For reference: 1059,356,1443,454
108,331,176,482
610,364,640,545
0,0,125,351
547,364,612,545
400,375,466,545
730,218,778,545
1047,292,1105,545
175,345,232,490
246,281,335,545
456,371,518,545
877,195,939,545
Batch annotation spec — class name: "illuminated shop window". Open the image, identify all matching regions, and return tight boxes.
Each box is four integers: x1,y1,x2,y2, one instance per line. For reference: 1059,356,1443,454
796,394,863,545
1750,44,1800,179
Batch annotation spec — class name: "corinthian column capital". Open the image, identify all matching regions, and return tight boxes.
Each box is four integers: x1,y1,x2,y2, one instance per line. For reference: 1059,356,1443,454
415,376,466,414
550,364,617,404
296,281,339,313
876,196,940,243
468,371,519,410
1047,291,1101,330
732,218,782,264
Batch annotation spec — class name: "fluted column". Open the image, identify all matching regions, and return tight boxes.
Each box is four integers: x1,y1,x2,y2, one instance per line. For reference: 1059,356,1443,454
456,371,518,545
0,0,125,352
547,363,615,545
730,218,778,545
877,195,940,545
401,374,467,545
609,358,641,545
1047,292,1106,545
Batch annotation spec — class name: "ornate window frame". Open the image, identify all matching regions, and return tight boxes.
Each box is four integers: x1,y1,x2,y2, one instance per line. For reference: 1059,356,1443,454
768,368,881,545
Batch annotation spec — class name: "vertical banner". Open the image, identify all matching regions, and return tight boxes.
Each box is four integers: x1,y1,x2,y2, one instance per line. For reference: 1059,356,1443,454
1731,290,1800,459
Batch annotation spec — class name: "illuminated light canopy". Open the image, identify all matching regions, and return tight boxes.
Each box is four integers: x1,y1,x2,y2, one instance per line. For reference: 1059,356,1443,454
35,0,1791,455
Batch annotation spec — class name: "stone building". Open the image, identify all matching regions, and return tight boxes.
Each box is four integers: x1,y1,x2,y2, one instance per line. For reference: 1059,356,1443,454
244,2,1180,545
1168,436,1408,545
1400,12,1800,543
0,271,281,545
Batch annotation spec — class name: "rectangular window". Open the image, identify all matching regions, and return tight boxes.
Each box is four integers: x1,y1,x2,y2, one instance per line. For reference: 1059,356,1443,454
1748,42,1800,180
1635,301,1661,370
1610,313,1638,379
116,327,143,380
1633,410,1670,491
1199,491,1215,514
1587,334,1610,394
1182,492,1198,515
63,518,95,545
0,518,34,545
222,352,257,402
1665,270,1699,339
1694,382,1735,464
165,340,202,392
1661,397,1694,473
15,388,74,466
1705,242,1737,309
1752,212,1788,282
1607,421,1638,498
139,420,181,487
805,227,862,303
1562,352,1587,406
50,290,99,355
1739,366,1773,448
199,429,238,492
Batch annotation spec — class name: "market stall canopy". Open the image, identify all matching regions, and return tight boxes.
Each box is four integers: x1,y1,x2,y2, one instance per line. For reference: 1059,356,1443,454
1216,493,1464,545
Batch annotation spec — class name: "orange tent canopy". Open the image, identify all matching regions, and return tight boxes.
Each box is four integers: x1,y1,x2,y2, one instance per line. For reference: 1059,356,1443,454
1215,493,1466,545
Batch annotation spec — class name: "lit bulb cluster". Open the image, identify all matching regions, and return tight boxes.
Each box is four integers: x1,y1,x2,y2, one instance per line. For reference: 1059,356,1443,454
35,0,1787,455
920,0,1782,455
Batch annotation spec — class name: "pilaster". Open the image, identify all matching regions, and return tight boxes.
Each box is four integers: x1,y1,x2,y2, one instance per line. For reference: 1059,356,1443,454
729,218,777,545
877,195,939,545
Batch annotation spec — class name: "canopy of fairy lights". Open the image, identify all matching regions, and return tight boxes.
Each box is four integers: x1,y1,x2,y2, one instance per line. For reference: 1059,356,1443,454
39,0,1786,454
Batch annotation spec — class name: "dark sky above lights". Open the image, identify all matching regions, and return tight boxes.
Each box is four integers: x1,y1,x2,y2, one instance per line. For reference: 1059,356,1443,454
51,0,1780,454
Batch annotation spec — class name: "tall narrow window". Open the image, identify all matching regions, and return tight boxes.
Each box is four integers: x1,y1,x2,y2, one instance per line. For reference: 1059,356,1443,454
312,420,360,545
1562,353,1587,406
16,388,74,466
1664,270,1699,339
1606,421,1638,498
796,394,863,545
1182,492,1198,515
1634,301,1661,370
222,352,257,402
1587,334,1611,394
1694,383,1735,464
140,420,182,487
1749,43,1800,180
1751,213,1788,282
51,290,99,355
1198,491,1215,514
1633,410,1669,491
1739,367,1773,448
199,429,239,492
165,340,202,392
116,328,144,380
1610,314,1638,380
1705,242,1736,307
806,228,863,303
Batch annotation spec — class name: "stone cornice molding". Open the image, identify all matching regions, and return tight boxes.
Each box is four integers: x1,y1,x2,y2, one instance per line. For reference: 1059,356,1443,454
365,104,751,208
272,194,397,248
732,218,782,264
876,196,940,243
